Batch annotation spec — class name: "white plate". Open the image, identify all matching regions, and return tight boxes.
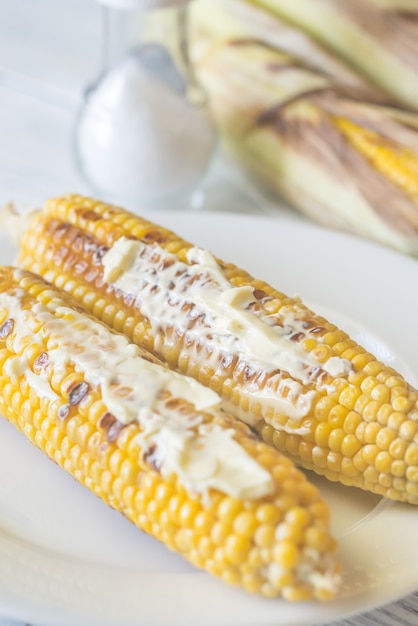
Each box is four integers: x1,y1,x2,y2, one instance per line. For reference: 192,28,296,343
0,209,417,626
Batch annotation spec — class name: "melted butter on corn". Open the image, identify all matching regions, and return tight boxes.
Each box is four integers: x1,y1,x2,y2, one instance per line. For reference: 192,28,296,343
2,283,274,500
102,237,352,422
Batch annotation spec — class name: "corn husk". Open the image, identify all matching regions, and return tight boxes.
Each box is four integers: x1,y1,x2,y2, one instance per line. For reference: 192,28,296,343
246,0,418,109
190,0,380,92
190,0,418,256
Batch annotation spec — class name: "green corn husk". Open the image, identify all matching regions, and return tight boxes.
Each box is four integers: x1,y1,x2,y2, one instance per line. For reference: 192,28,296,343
190,0,418,256
246,0,418,109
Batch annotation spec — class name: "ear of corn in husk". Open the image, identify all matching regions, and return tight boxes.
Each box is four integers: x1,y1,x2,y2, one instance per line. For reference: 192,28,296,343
0,265,341,601
189,0,418,256
190,0,378,92
244,0,418,109
16,194,418,505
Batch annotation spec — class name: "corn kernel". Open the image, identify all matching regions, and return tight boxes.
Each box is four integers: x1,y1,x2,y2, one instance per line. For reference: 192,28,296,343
283,583,313,602
328,429,345,452
225,535,251,564
211,521,230,546
341,457,359,477
256,503,281,525
272,541,300,569
267,564,295,590
392,395,412,413
378,473,392,488
405,444,418,466
233,511,258,538
315,422,331,446
242,573,263,594
375,451,392,474
305,526,331,552
363,400,380,422
364,422,380,443
327,451,343,473
328,405,348,428
343,411,362,434
339,386,361,410
376,427,396,451
314,397,336,422
341,434,361,458
399,420,418,442
179,500,200,526
391,460,406,477
363,466,379,483
254,524,276,548
363,444,379,465
312,446,328,468
361,376,378,394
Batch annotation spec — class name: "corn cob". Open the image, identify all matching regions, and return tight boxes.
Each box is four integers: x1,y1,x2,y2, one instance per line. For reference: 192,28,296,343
245,0,418,109
188,20,418,256
0,265,340,601
16,194,418,506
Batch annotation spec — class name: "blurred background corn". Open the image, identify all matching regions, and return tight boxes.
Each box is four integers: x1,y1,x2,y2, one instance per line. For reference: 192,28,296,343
244,0,418,109
0,266,340,601
189,0,418,257
16,194,418,505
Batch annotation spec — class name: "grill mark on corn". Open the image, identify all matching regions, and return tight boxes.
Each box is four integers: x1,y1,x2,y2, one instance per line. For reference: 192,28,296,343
0,318,14,338
68,381,90,405
78,208,103,222
92,246,110,266
33,351,49,371
58,404,70,420
99,411,126,443
141,230,169,245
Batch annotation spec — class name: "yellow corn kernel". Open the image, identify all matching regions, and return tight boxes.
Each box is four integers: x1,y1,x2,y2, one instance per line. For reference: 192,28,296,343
391,460,406,478
254,524,276,549
334,116,418,197
233,511,258,538
343,411,363,435
272,541,300,569
314,422,332,447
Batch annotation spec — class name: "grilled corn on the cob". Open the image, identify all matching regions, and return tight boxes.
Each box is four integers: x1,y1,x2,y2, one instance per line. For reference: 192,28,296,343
0,265,340,601
190,2,418,256
16,194,418,505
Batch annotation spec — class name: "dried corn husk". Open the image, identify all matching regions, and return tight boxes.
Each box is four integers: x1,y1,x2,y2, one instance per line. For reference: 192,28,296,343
190,0,418,256
245,0,418,109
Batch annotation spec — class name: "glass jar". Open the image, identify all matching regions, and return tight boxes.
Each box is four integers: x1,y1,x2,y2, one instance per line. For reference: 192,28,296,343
75,0,217,211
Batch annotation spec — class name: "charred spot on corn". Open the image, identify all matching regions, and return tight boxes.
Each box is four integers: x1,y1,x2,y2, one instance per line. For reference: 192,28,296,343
77,208,103,222
0,318,14,339
92,245,110,266
99,411,127,443
141,230,169,245
143,443,160,472
58,404,71,420
33,352,49,371
68,381,90,406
